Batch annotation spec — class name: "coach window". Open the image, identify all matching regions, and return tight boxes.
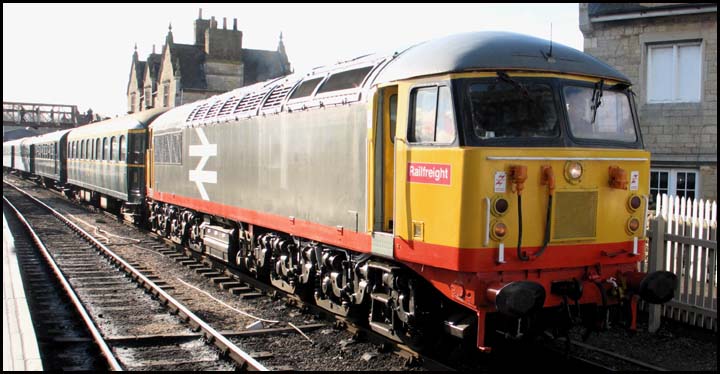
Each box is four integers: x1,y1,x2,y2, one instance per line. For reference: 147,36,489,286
109,136,116,161
119,135,126,162
409,85,456,144
95,139,101,160
102,138,108,160
80,140,85,159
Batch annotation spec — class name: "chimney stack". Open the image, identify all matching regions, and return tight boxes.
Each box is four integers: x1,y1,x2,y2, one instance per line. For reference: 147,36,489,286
198,8,202,19
223,17,227,29
233,18,237,31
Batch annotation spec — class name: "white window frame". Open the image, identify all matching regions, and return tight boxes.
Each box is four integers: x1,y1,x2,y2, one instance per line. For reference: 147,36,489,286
646,41,702,104
650,168,700,208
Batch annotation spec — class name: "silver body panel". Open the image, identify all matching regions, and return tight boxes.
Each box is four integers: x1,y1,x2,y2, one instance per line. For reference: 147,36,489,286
152,104,368,232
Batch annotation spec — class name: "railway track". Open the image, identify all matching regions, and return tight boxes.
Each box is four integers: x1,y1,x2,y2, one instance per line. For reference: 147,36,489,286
3,181,266,371
4,175,675,371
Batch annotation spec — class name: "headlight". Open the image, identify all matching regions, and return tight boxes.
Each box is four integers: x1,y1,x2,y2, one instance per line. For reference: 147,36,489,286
564,161,583,183
492,197,509,216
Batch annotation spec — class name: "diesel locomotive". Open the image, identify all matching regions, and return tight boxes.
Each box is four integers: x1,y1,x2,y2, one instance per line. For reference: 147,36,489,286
4,31,677,351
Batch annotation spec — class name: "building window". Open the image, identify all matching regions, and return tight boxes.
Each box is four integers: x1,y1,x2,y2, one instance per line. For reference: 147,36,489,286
163,83,170,107
650,169,699,209
145,88,153,108
647,41,702,103
130,93,136,113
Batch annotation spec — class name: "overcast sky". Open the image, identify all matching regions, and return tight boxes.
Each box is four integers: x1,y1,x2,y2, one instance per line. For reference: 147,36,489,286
3,3,583,117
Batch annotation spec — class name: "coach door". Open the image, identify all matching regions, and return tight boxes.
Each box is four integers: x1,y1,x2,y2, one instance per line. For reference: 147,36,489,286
371,85,398,258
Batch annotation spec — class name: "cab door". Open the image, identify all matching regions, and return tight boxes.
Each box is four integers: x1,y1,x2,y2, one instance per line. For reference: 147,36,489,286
371,85,398,257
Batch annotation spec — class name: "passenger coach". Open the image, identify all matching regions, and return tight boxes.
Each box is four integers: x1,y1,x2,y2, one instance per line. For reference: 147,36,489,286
27,129,71,187
66,108,166,220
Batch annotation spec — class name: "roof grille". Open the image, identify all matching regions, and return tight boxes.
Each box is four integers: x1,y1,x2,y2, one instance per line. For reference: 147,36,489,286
187,102,210,122
203,99,224,119
262,85,292,109
217,96,242,117
234,88,271,115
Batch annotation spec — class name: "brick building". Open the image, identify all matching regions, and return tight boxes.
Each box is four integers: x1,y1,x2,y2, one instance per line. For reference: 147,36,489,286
127,9,291,114
580,3,717,205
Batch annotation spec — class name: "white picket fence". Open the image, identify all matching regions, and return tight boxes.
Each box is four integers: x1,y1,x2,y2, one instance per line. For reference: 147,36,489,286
643,194,717,331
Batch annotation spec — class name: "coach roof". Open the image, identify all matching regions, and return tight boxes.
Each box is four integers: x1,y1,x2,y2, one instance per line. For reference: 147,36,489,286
373,31,630,84
27,129,71,145
68,108,168,140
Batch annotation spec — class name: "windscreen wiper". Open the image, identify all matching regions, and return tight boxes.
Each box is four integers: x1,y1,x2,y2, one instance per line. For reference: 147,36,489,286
497,71,531,98
590,79,604,125
496,71,544,121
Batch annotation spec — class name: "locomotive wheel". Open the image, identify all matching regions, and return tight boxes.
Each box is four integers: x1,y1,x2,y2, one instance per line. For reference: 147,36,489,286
367,261,439,350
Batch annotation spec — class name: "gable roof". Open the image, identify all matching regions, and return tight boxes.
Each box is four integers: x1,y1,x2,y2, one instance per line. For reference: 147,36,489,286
145,53,162,88
127,59,146,94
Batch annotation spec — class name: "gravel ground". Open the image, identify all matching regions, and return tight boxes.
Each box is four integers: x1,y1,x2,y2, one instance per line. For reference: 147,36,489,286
568,316,717,371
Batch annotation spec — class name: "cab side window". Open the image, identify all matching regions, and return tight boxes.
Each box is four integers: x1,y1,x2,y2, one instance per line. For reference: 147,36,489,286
409,85,456,144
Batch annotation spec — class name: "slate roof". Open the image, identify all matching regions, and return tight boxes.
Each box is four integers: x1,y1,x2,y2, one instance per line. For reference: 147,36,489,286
169,43,207,90
241,49,290,86
133,60,146,90
145,53,162,89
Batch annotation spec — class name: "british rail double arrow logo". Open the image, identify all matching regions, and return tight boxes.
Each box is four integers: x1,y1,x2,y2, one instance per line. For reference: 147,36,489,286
188,128,217,200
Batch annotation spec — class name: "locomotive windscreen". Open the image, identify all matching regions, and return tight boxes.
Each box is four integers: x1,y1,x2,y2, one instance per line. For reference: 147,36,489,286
467,81,559,139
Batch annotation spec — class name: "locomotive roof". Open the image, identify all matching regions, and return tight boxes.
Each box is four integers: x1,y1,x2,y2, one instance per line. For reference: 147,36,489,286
68,108,168,139
373,31,630,84
149,31,631,132
25,129,71,145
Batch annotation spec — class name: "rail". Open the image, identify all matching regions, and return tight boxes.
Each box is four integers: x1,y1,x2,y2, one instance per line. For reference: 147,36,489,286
4,181,269,371
3,195,123,370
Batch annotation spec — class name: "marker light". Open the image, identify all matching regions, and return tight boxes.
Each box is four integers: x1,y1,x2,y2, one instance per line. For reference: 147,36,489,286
628,195,642,211
627,217,640,233
492,222,507,240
